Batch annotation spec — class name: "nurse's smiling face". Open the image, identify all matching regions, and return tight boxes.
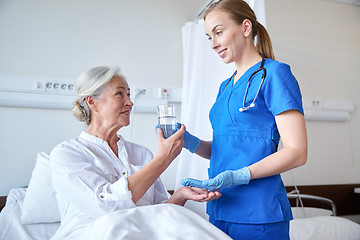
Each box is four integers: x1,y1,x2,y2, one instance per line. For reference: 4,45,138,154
205,10,247,64
92,76,133,129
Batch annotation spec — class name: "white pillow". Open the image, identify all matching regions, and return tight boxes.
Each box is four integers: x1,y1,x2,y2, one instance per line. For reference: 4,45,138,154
290,216,360,240
21,152,61,224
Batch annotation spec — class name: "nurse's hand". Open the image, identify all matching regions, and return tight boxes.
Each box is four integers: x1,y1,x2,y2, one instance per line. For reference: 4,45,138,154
181,167,251,190
176,123,201,153
156,123,201,153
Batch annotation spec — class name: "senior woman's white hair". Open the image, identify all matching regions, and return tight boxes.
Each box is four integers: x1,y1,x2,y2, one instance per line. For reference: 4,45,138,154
72,66,124,125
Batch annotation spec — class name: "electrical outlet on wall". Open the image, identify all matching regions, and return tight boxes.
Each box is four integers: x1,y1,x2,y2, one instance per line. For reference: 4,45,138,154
158,88,170,99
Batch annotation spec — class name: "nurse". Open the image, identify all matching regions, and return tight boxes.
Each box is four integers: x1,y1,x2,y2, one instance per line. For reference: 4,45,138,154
180,0,308,239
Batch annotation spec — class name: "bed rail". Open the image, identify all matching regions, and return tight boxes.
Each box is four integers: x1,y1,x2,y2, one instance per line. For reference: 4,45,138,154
287,191,337,216
285,184,360,216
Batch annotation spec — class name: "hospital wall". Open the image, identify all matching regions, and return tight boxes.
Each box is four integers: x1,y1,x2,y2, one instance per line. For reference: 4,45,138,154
0,0,203,195
0,0,359,195
266,0,360,187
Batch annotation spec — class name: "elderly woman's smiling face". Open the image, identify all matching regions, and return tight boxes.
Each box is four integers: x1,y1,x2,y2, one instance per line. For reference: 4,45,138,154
91,75,133,129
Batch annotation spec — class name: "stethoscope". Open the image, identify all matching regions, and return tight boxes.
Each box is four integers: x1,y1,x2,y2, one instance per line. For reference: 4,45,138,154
222,56,267,112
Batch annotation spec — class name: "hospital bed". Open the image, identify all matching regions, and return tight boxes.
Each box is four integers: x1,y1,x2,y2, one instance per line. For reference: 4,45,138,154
0,187,236,240
0,152,231,240
0,153,359,240
287,189,360,240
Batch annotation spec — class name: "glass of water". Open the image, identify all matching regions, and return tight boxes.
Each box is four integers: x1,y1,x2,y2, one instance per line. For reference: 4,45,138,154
157,104,178,139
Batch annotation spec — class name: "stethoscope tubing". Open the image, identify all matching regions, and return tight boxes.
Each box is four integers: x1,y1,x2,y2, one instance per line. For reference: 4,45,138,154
222,56,267,112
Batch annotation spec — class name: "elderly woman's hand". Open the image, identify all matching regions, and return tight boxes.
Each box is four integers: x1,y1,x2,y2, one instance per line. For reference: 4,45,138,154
179,186,222,202
155,124,185,166
166,186,222,206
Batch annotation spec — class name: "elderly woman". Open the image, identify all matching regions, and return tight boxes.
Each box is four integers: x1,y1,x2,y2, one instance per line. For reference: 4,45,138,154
49,66,221,239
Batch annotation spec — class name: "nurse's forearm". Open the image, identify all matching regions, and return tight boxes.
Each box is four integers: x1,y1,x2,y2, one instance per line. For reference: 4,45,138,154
248,109,307,179
195,140,212,159
248,146,307,179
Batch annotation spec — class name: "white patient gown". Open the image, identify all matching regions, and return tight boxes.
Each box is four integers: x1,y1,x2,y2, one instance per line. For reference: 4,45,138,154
49,131,169,239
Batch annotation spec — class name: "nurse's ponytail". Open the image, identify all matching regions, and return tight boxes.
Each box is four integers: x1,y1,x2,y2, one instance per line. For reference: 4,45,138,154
256,21,275,60
204,0,275,60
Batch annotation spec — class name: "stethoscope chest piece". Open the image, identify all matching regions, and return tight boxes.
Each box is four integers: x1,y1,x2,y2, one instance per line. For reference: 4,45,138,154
239,102,255,112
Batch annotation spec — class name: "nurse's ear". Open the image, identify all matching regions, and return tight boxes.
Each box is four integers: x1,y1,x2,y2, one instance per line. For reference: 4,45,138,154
242,19,253,38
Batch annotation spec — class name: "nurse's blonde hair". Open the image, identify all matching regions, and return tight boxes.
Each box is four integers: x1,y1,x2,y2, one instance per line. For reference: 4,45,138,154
204,0,275,60
72,66,123,125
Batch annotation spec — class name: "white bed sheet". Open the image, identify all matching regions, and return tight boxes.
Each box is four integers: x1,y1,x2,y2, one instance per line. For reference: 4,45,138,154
79,204,232,240
0,188,232,240
0,188,59,240
2,187,360,240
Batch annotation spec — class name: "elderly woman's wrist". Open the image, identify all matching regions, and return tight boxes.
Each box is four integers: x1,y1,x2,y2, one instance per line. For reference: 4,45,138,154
152,155,171,171
174,187,188,205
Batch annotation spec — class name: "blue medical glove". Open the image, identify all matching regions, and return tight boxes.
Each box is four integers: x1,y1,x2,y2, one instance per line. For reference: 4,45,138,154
176,123,201,153
181,167,251,190
156,123,200,153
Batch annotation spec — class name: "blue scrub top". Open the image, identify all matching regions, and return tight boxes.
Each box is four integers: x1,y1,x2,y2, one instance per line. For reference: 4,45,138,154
207,58,303,224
